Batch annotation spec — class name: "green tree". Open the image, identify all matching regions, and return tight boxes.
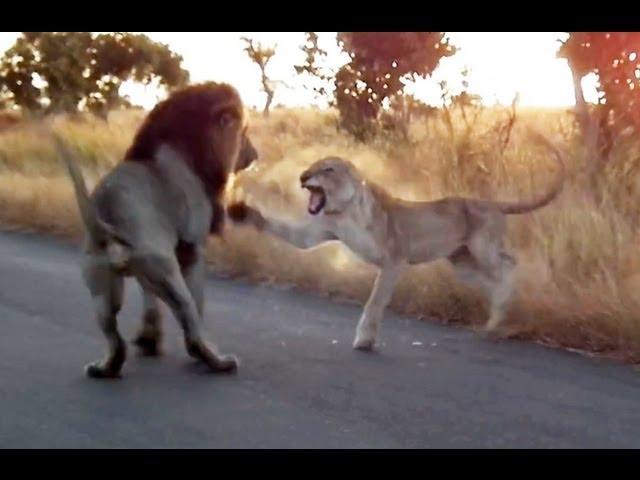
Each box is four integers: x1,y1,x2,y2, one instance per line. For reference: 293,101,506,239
0,32,189,117
335,32,456,139
558,32,640,178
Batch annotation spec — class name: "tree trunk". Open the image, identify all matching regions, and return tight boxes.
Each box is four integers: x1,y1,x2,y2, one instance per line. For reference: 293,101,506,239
396,95,410,141
569,65,604,198
263,90,273,117
262,73,273,117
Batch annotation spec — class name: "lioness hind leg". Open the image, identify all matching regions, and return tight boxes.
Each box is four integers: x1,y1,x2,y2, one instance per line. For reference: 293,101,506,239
133,284,163,356
83,260,126,379
449,243,516,337
484,252,516,333
465,217,517,334
134,252,238,373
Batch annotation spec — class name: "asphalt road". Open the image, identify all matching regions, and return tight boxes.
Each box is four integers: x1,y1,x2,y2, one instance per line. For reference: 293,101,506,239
1,230,639,448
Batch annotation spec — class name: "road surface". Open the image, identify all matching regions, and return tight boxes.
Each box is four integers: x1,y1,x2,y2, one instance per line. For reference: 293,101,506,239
0,230,639,448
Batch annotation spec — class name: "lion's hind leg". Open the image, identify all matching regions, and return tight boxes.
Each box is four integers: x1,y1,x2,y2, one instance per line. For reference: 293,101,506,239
133,284,164,356
132,251,238,373
82,256,126,378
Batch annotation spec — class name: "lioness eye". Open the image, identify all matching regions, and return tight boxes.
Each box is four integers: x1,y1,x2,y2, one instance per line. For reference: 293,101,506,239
324,167,334,173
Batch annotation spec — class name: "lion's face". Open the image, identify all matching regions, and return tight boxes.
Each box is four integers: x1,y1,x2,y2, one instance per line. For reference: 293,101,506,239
208,115,257,176
300,156,359,215
235,127,258,172
207,109,242,172
123,82,257,235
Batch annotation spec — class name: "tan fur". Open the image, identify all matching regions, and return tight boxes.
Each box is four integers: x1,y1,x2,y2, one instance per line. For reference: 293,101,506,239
228,128,564,351
57,82,257,378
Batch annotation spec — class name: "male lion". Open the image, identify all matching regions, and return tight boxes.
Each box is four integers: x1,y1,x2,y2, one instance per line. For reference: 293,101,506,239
228,129,563,351
57,82,257,378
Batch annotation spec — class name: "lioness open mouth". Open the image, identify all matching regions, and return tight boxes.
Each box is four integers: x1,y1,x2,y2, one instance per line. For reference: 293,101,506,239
305,186,326,215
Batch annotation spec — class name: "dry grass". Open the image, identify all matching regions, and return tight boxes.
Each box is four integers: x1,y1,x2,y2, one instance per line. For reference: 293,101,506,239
2,106,640,362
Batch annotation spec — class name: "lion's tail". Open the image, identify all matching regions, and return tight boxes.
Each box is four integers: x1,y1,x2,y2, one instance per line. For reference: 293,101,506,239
494,127,565,215
53,134,96,234
53,134,130,247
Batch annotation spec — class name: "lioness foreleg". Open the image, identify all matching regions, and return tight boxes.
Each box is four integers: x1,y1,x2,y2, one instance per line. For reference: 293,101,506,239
353,263,404,351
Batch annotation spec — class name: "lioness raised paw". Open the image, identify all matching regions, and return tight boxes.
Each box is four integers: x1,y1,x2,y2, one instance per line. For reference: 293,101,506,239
227,201,251,222
227,202,266,229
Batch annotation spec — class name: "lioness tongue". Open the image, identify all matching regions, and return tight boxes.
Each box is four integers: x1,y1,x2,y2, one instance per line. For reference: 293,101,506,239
308,191,324,213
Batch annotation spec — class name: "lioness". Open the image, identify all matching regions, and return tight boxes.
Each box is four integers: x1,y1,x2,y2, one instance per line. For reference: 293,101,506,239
228,129,564,351
57,82,257,378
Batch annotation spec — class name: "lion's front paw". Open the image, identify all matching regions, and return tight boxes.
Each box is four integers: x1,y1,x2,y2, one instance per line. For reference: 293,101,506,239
133,334,162,357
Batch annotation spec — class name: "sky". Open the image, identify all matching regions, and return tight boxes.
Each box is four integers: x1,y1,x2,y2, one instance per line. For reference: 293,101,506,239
0,32,600,110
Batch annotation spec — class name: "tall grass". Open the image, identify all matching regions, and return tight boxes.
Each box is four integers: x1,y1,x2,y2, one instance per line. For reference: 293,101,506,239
2,106,640,361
